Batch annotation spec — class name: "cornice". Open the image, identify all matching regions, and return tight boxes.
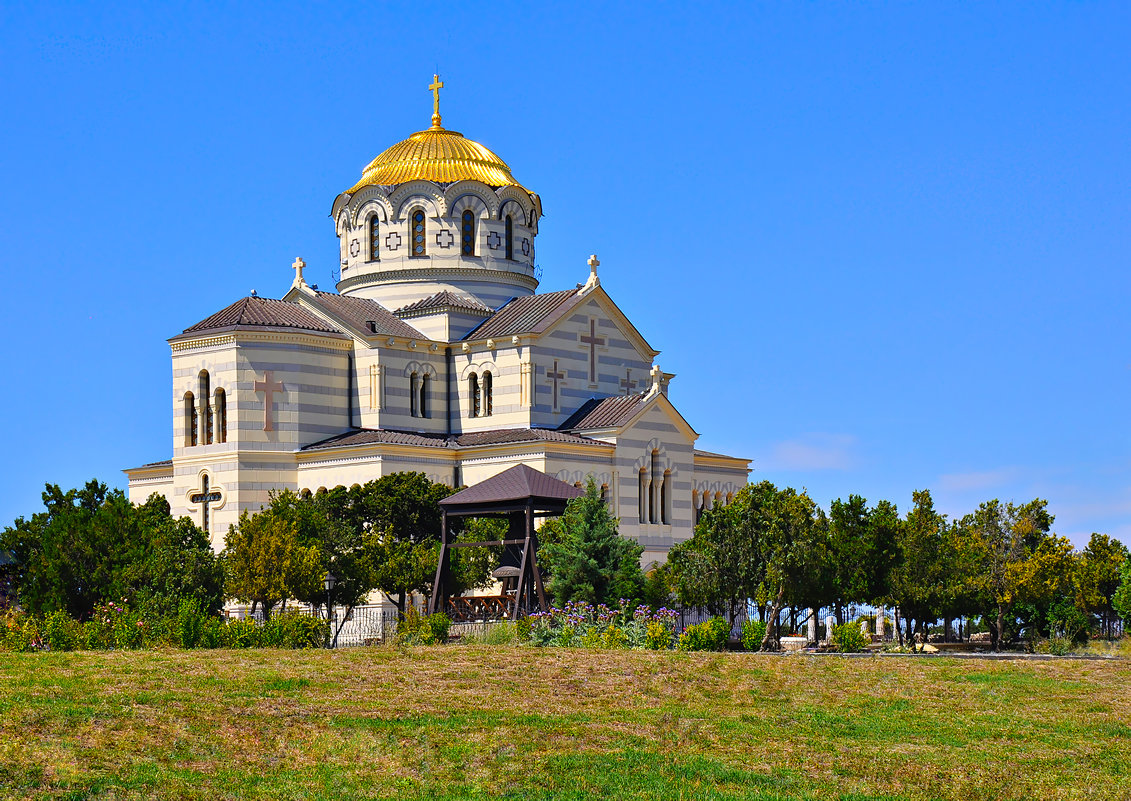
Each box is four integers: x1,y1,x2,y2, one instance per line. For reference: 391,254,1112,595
171,329,354,354
337,265,539,294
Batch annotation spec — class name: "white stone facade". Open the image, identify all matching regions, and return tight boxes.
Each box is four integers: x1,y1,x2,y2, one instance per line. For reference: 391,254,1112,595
125,125,749,565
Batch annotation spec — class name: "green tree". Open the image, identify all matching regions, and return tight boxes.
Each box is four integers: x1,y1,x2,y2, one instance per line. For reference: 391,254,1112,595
1112,558,1131,629
0,482,221,620
541,477,645,606
889,490,949,648
223,509,321,620
1077,533,1128,638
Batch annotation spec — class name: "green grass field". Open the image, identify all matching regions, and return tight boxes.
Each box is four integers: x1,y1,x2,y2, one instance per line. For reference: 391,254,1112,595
1,647,1128,800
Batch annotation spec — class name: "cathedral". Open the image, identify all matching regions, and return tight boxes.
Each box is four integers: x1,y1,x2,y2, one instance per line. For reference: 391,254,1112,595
125,78,749,567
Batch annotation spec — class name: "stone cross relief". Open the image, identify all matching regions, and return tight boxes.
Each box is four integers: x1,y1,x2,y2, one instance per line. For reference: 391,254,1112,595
253,370,284,432
579,318,606,386
619,368,638,395
546,360,566,412
188,474,222,533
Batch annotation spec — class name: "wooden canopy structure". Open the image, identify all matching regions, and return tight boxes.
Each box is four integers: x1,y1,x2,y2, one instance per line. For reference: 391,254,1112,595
428,464,583,619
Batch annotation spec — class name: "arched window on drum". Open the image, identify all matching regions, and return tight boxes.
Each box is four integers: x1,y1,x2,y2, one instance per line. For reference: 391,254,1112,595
368,216,380,261
410,209,426,257
461,210,476,256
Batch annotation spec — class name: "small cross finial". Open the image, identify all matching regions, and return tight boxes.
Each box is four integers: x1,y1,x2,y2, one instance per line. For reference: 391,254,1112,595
587,254,599,273
291,256,306,287
580,253,601,293
646,364,663,398
429,74,444,128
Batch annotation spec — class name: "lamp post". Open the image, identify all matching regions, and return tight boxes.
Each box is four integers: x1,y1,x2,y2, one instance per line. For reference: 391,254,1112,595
323,571,337,649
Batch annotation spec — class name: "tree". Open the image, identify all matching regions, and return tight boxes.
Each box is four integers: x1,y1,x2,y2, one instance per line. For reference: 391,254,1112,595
964,498,1054,651
1112,558,1131,630
889,490,948,648
541,478,645,606
1077,533,1128,638
223,509,321,620
0,482,221,620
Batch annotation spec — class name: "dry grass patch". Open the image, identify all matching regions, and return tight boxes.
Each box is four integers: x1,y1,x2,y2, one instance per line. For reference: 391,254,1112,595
1,647,1128,800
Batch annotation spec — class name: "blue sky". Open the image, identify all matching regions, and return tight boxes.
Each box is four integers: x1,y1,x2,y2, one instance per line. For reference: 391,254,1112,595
0,2,1127,546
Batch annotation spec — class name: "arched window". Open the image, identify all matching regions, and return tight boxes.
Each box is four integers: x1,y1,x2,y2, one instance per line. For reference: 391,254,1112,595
214,388,227,443
504,215,514,260
638,469,647,524
482,371,492,416
184,392,197,447
199,371,212,445
692,490,701,524
461,210,476,256
468,373,480,417
419,373,430,418
410,372,419,417
661,470,672,524
649,449,660,524
368,216,380,261
410,209,426,257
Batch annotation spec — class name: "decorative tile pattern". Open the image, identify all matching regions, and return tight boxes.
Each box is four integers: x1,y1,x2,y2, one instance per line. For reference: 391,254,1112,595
487,231,502,250
521,237,531,256
385,231,402,251
436,229,454,248
349,239,360,257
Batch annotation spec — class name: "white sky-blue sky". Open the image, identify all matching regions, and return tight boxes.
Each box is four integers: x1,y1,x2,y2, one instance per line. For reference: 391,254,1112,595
1,2,1127,546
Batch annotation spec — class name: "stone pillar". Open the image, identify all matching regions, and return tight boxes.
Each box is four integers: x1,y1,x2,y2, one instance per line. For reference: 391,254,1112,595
825,615,836,643
860,619,870,639
876,605,885,638
807,608,817,643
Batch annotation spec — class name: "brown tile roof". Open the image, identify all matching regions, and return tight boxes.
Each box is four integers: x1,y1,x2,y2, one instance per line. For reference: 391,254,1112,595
313,291,422,338
558,394,647,431
178,296,344,337
463,288,582,340
301,427,609,452
440,464,584,507
394,290,492,318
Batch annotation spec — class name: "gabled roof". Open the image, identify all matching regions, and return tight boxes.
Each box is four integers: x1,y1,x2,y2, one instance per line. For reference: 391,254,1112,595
558,394,647,431
177,296,344,338
311,291,422,338
301,426,610,452
463,288,580,340
395,290,493,318
439,464,584,507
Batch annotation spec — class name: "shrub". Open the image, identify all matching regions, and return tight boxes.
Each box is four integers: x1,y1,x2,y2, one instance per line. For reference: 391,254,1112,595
1,610,41,652
199,616,226,649
514,616,532,642
176,598,205,649
678,617,730,651
741,620,767,651
43,610,79,652
644,618,673,650
262,611,328,649
226,617,261,648
832,622,867,653
398,608,451,645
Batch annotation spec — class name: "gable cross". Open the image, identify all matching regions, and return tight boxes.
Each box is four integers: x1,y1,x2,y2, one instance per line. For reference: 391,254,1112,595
253,370,285,432
619,368,638,395
188,474,223,533
292,257,306,285
429,74,444,128
579,318,606,385
546,360,567,412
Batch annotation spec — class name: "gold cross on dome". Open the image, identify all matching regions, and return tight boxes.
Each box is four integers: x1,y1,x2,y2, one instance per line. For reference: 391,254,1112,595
429,74,444,128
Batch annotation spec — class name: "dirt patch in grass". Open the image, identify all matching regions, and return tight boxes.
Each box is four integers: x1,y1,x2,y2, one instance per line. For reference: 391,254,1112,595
1,647,1128,800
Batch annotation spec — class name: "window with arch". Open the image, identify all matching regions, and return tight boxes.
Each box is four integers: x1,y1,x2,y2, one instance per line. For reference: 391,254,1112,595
504,215,514,260
482,370,492,416
461,210,475,256
410,372,420,417
184,392,197,447
214,388,227,443
661,470,672,524
692,490,701,524
410,209,426,257
368,216,380,261
649,449,660,523
419,373,430,418
638,469,647,524
468,373,480,417
199,371,212,445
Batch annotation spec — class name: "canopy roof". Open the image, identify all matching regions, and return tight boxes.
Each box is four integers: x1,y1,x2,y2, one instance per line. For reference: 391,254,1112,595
440,464,583,516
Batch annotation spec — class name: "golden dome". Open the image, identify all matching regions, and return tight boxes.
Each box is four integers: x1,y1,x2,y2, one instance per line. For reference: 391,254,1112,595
347,125,528,195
